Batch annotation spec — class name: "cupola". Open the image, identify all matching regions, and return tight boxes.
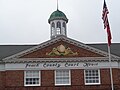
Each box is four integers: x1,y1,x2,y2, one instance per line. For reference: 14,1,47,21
48,9,68,39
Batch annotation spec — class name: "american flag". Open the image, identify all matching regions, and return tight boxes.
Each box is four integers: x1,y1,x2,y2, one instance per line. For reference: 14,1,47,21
102,0,112,46
102,0,109,29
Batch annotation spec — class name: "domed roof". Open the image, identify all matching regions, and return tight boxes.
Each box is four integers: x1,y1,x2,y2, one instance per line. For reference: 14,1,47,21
48,9,68,23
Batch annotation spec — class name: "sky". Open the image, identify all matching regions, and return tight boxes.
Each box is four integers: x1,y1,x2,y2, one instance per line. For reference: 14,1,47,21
0,0,120,45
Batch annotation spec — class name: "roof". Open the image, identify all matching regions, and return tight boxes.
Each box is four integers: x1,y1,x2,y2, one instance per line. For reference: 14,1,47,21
0,45,36,60
48,9,68,23
88,43,120,57
0,38,120,61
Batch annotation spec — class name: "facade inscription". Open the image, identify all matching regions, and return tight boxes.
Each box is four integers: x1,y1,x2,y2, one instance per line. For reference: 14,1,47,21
25,62,98,69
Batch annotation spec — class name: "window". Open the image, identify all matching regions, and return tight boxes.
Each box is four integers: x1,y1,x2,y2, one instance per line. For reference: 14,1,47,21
56,29,60,35
84,69,100,85
56,21,61,35
55,70,71,85
62,22,66,35
24,70,40,86
63,22,66,28
57,21,61,29
51,22,55,36
52,22,55,28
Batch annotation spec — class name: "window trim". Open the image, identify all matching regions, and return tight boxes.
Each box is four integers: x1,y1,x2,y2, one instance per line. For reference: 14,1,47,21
24,70,41,86
55,70,71,86
84,69,101,85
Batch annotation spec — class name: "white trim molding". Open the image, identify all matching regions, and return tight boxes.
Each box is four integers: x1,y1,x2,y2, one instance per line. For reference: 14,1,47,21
5,61,119,70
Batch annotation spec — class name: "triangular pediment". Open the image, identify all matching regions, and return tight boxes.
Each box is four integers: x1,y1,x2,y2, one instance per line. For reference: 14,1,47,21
3,36,119,61
19,41,103,58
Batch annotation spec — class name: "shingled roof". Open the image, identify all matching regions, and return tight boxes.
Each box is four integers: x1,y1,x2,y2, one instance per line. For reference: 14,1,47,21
0,45,36,60
0,43,120,60
88,43,120,57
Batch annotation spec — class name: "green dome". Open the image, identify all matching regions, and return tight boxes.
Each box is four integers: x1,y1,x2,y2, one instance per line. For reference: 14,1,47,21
48,9,68,23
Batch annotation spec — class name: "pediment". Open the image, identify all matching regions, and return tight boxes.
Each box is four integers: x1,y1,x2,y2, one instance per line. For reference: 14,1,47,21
3,36,119,61
20,41,103,58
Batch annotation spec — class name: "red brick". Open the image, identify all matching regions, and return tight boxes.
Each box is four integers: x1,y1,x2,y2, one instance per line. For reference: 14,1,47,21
0,69,119,90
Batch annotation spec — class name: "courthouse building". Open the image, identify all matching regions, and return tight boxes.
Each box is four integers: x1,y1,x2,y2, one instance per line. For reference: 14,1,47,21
0,8,120,90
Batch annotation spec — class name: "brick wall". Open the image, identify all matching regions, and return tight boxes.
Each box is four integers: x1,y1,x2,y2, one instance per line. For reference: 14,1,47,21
0,69,119,90
0,71,5,90
71,69,84,86
5,70,24,87
41,70,54,86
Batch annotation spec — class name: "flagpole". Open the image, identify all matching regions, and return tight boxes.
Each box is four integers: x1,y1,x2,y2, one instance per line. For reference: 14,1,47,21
102,0,113,89
108,45,114,90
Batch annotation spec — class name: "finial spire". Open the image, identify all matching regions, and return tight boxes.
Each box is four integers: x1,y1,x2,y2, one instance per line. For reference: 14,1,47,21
57,0,59,10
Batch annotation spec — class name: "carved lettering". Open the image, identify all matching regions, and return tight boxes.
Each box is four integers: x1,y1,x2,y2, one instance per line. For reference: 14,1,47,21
65,62,79,67
83,63,98,67
25,63,39,68
43,62,61,68
25,62,99,69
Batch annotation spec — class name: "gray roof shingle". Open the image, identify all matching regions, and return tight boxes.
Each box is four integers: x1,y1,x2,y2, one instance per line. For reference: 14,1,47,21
88,43,120,57
0,45,36,60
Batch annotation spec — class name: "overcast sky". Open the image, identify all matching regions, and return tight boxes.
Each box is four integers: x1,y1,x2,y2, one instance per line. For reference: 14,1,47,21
0,0,120,45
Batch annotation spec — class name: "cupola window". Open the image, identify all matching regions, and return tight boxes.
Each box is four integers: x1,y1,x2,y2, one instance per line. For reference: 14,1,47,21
62,22,66,35
56,21,61,35
51,22,55,36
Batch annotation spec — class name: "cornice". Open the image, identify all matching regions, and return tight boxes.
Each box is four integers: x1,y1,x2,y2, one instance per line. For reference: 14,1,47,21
4,57,120,63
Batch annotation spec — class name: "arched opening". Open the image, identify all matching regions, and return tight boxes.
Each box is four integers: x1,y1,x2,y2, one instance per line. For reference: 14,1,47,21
56,21,61,35
62,22,66,35
51,22,55,36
